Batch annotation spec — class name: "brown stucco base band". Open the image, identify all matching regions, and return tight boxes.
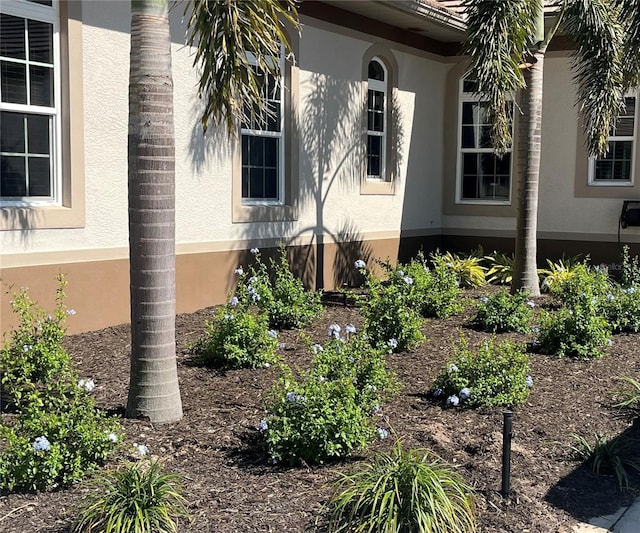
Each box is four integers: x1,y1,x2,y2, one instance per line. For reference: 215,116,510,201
3,234,638,336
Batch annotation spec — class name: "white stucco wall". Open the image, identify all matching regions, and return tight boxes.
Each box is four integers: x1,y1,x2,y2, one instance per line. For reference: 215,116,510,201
1,1,448,260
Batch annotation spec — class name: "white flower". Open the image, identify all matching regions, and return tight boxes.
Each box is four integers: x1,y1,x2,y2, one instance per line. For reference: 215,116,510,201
526,300,535,308
479,297,488,304
607,339,614,346
258,420,268,432
388,338,398,349
446,395,460,407
66,308,76,315
78,378,95,393
311,343,324,354
449,364,458,373
23,344,31,352
250,247,260,254
107,432,118,443
234,267,244,275
263,362,271,368
345,323,356,334
396,270,405,277
403,276,413,285
459,387,471,400
249,276,258,284
376,427,389,440
134,443,149,456
328,323,341,338
525,375,534,388
268,329,278,338
32,436,51,452
229,296,239,307
354,259,366,269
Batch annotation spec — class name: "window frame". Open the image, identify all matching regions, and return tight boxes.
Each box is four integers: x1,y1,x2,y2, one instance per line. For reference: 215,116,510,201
588,92,637,187
366,57,387,181
1,0,61,206
455,75,514,205
240,49,286,206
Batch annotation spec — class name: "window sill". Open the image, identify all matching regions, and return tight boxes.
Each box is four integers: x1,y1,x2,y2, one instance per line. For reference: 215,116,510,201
588,181,634,187
456,199,511,206
0,203,85,231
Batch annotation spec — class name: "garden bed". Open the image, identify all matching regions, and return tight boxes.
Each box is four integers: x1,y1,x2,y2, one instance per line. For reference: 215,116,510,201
1,292,640,532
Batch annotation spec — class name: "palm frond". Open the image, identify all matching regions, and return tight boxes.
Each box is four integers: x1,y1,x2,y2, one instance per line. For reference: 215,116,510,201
184,0,300,134
617,0,640,89
462,0,541,155
564,0,626,156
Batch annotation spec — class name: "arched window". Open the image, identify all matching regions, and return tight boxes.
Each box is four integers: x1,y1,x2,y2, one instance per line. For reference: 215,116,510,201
366,58,387,180
457,75,513,203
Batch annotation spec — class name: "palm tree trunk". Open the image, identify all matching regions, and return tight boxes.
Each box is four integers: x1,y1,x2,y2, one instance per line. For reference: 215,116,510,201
512,51,544,297
126,0,183,423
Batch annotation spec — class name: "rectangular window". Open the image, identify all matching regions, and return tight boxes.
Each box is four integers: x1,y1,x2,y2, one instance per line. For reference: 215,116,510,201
1,1,58,203
589,95,637,185
458,96,512,203
367,88,384,178
241,53,284,203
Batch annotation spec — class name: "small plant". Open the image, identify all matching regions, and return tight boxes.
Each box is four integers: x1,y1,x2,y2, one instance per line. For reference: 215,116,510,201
235,245,323,329
432,250,486,288
621,245,640,289
538,255,584,292
471,289,534,333
614,375,640,416
359,267,425,353
325,440,476,533
432,335,531,408
72,461,190,533
536,305,611,359
484,251,515,285
602,285,640,333
547,263,610,309
569,433,640,488
189,305,278,368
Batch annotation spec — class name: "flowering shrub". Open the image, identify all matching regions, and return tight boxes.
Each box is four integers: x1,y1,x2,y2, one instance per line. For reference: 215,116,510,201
536,304,611,359
1,275,73,408
432,336,531,408
621,245,640,289
601,285,640,333
547,263,610,308
235,245,323,329
0,279,122,492
261,329,397,465
190,305,278,368
471,289,534,333
359,266,424,353
262,370,373,465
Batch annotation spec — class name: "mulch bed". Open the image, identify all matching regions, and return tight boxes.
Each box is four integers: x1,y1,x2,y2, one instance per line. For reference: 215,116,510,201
2,289,640,532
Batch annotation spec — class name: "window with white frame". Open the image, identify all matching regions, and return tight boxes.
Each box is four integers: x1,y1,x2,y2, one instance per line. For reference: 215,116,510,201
589,94,637,185
457,77,513,203
241,51,284,203
1,0,59,203
366,59,386,180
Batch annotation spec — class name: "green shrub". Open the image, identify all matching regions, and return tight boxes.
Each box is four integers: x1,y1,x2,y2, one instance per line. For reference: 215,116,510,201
536,304,611,359
360,271,424,353
190,305,279,368
432,335,532,408
538,255,584,292
1,276,73,408
72,461,190,533
602,285,640,333
325,440,476,533
0,278,122,493
621,245,640,289
432,250,486,288
569,433,640,489
310,329,397,415
484,251,514,285
471,289,534,333
548,263,610,309
261,370,374,466
236,245,323,329
0,392,121,492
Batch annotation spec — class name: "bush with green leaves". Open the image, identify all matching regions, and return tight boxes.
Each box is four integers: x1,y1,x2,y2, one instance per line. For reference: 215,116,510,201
261,329,397,466
1,276,73,408
235,245,323,329
471,289,534,333
484,251,515,285
0,389,122,492
621,245,640,289
432,250,486,288
547,262,610,309
325,440,475,533
359,268,425,353
536,302,611,359
539,255,585,292
0,278,122,492
569,433,640,489
72,461,190,533
189,305,279,368
432,335,532,409
601,285,640,333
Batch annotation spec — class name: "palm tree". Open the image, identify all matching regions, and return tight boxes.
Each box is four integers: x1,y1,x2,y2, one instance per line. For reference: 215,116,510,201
463,0,638,296
126,0,299,423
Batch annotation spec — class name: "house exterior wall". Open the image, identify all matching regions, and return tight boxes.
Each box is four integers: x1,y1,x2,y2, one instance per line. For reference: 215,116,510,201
1,1,450,334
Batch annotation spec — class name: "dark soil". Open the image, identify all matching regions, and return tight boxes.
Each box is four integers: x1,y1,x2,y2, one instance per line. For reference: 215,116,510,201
2,289,640,532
